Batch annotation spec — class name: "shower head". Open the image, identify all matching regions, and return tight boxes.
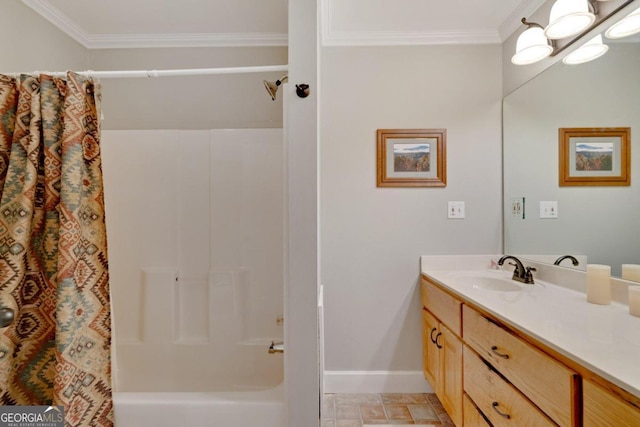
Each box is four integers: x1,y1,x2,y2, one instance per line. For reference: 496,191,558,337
263,75,288,100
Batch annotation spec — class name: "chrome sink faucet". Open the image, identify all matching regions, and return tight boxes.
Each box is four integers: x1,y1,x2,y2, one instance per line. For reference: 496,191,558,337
498,255,536,284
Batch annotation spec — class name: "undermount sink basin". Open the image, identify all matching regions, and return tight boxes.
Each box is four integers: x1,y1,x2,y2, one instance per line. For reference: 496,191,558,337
456,275,523,292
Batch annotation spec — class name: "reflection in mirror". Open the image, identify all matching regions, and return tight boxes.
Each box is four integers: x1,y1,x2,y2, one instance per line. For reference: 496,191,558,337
503,41,640,278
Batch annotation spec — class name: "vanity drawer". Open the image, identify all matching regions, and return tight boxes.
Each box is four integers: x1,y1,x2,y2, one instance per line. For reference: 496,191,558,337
464,346,555,427
583,379,640,426
421,278,462,335
463,393,490,427
463,305,577,427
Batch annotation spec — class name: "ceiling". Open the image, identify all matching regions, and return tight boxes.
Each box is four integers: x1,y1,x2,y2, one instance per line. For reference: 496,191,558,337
22,0,546,49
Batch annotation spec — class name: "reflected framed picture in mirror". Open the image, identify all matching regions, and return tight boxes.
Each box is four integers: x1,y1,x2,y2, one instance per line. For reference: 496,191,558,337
559,127,631,186
376,128,446,187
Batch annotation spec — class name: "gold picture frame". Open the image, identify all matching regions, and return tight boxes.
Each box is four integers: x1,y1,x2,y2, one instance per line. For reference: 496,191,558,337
559,127,630,187
376,128,446,188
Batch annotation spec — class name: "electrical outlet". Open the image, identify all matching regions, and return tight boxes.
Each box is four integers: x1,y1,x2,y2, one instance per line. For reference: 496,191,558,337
448,201,465,219
539,201,558,219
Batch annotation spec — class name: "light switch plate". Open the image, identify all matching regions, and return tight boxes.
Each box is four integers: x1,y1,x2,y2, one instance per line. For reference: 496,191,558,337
511,197,525,220
448,201,465,219
539,201,558,219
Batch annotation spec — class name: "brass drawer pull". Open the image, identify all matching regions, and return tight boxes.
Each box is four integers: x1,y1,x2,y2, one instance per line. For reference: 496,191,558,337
430,327,438,344
435,332,443,349
492,401,511,419
491,345,510,359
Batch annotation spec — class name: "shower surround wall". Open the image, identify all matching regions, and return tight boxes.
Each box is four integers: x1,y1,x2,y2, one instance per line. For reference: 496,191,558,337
101,129,284,392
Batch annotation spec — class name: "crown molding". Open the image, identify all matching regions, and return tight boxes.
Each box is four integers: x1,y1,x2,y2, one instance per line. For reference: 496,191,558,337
21,0,287,48
24,0,545,48
321,0,502,46
84,33,288,49
323,30,501,47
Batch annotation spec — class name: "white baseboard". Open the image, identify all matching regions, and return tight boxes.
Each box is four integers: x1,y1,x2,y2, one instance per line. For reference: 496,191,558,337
323,371,433,394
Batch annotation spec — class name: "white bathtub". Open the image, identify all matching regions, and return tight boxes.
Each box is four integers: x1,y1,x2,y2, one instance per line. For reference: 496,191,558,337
112,338,284,426
113,384,284,427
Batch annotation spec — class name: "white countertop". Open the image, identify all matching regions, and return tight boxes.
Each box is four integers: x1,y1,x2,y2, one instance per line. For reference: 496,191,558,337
420,255,640,399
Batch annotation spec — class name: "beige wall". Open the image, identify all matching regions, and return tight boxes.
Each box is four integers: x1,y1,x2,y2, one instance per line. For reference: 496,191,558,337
321,45,503,374
0,1,87,72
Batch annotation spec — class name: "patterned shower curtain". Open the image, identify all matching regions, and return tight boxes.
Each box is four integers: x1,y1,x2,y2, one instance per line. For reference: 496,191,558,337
0,72,113,426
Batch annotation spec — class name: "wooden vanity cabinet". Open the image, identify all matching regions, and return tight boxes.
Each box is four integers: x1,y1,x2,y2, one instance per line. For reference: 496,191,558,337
583,379,640,426
422,274,640,427
421,279,463,427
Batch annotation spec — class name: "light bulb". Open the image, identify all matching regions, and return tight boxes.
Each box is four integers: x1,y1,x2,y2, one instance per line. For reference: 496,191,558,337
512,27,553,65
605,6,640,39
545,0,595,40
562,34,609,65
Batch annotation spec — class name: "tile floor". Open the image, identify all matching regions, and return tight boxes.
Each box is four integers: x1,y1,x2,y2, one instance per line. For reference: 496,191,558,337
322,393,455,426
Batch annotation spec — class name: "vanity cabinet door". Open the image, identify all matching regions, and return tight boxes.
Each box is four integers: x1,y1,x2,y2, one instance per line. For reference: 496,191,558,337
422,309,439,387
422,316,463,427
439,323,463,427
584,379,640,426
421,277,464,426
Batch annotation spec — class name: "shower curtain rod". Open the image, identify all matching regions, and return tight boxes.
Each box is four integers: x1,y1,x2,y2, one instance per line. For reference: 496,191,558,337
6,64,288,79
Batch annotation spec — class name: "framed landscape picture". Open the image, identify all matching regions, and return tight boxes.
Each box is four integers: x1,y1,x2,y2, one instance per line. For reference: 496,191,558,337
559,127,630,186
376,128,446,187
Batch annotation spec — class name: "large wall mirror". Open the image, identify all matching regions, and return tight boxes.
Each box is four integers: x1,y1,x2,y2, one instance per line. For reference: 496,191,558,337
503,8,640,278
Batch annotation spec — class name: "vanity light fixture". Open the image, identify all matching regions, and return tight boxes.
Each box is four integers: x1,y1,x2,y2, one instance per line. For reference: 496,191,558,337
605,5,640,39
511,19,555,65
544,0,597,40
562,34,609,64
